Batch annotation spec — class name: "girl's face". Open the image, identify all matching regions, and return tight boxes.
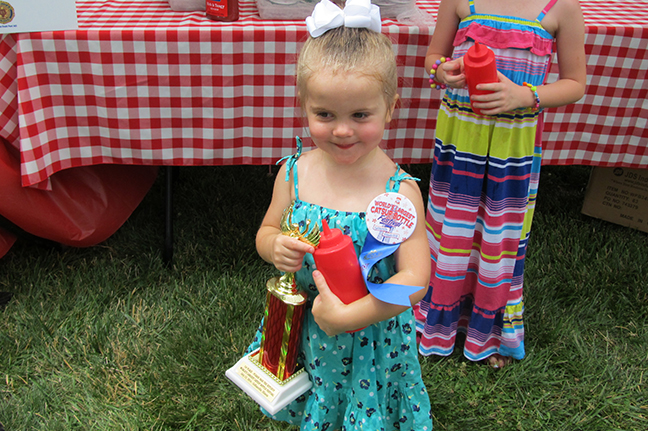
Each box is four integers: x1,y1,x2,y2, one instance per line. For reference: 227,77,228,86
303,70,396,166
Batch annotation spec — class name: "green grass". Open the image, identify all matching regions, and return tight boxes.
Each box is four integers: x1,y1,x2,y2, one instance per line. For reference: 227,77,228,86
1,164,647,430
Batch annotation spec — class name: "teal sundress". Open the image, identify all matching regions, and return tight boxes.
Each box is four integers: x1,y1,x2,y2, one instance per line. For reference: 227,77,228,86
246,139,433,431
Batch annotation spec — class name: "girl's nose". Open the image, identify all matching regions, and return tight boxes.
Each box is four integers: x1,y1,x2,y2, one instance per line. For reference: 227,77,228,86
332,121,353,137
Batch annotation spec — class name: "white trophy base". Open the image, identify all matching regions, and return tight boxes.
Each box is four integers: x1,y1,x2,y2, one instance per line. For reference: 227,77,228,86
225,349,312,415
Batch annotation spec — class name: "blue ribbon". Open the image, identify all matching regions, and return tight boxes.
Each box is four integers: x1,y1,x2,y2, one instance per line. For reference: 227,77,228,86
358,234,424,307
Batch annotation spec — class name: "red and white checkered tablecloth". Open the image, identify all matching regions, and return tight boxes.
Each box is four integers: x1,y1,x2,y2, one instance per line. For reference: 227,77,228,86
0,0,646,188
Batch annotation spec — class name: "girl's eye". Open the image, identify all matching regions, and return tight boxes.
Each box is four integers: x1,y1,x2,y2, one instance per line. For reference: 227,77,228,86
315,111,332,119
353,112,369,120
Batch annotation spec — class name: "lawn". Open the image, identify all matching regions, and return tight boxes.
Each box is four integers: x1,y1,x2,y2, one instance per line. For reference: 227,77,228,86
1,164,646,430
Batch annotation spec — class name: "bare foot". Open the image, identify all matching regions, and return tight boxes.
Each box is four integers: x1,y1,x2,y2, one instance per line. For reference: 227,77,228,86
484,354,512,370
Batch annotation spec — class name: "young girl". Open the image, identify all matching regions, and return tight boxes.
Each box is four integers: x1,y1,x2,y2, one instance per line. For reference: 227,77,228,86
246,1,433,429
414,0,586,368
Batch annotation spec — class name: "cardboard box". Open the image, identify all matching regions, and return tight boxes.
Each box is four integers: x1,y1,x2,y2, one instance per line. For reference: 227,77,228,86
581,167,648,233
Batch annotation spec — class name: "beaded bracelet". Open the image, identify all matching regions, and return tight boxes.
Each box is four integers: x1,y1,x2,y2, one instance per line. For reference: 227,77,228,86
523,82,540,110
429,57,452,90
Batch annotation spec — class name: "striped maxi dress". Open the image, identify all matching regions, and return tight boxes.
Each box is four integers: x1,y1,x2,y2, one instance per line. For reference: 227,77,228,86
414,0,559,361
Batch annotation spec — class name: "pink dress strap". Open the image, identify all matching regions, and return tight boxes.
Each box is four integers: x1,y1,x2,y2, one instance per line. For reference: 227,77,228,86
537,0,559,21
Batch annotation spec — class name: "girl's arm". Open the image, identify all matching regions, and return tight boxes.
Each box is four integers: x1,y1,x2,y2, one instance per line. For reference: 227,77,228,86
424,0,461,72
311,180,430,336
535,0,587,108
425,0,465,89
256,163,315,273
473,0,587,114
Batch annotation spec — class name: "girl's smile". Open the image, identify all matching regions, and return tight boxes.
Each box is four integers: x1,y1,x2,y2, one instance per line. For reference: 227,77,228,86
334,143,355,149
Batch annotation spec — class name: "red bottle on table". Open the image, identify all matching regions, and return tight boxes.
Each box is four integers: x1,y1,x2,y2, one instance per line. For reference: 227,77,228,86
206,0,239,22
313,219,368,333
464,42,498,115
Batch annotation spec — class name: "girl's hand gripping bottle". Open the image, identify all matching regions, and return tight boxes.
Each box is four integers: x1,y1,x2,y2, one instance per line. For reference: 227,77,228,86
313,219,368,333
464,42,498,115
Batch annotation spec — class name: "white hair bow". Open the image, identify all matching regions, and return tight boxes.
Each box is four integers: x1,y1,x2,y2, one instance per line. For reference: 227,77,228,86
305,0,382,38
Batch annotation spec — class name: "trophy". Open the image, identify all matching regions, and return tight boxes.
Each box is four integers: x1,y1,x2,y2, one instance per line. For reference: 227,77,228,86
226,203,320,414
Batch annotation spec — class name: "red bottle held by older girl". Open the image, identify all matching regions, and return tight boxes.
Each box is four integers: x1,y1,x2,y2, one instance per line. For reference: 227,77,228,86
464,42,498,115
313,219,368,332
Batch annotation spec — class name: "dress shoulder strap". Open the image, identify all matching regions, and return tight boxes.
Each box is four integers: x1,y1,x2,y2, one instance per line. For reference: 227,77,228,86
276,136,304,199
537,0,559,21
468,0,476,15
386,164,420,193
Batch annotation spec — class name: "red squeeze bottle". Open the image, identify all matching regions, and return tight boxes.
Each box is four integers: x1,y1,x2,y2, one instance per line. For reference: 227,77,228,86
463,42,498,115
313,219,368,333
206,0,239,22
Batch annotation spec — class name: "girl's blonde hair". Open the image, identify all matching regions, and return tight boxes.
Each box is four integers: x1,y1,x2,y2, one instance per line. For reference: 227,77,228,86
296,26,398,110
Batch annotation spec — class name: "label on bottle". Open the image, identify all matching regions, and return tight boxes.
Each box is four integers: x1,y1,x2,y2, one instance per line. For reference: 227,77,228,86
365,192,417,245
206,0,228,18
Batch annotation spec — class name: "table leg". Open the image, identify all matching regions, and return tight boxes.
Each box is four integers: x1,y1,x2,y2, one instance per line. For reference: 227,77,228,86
163,166,174,265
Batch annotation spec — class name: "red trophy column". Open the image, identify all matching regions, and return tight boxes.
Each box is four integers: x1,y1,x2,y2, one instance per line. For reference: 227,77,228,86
258,273,307,379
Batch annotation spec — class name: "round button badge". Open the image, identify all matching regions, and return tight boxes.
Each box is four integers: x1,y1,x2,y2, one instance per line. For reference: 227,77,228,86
365,192,417,245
